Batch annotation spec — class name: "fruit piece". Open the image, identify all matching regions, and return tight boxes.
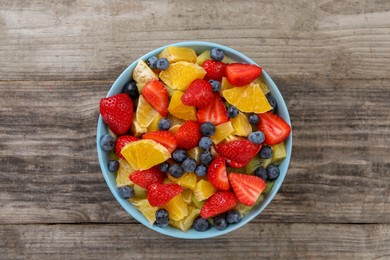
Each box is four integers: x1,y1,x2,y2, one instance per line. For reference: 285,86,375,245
129,166,165,189
122,81,139,100
267,94,277,110
207,156,230,190
100,134,116,152
210,121,235,144
116,158,135,187
118,186,134,199
271,142,287,164
210,48,224,61
252,78,270,95
259,146,272,159
220,77,235,93
100,93,134,135
168,163,184,178
170,206,200,232
231,112,252,137
227,106,239,118
222,84,272,113
266,164,280,180
155,208,169,228
225,63,262,86
214,215,228,230
199,137,212,151
248,131,265,145
200,122,216,136
163,193,189,221
202,60,226,81
192,217,209,231
226,209,242,224
108,159,119,172
147,113,164,132
245,156,262,175
175,121,202,150
188,146,201,163
156,58,170,70
130,118,148,137
121,139,171,170
215,139,261,168
260,157,273,168
159,162,170,173
191,194,205,209
181,189,193,204
115,135,139,159
196,50,211,66
263,181,274,194
172,149,187,163
181,158,197,173
228,173,266,206
258,112,291,145
209,80,221,93
181,79,214,109
147,56,158,69
136,95,159,128
169,125,181,134
157,118,172,131
197,94,228,126
158,46,197,63
142,130,177,153
142,80,169,117
168,91,197,121
199,151,213,165
132,60,159,91
159,61,206,91
195,165,207,177
254,167,268,181
193,179,217,201
129,198,159,224
147,183,184,207
248,113,259,125
167,172,197,190
133,184,147,198
200,191,237,218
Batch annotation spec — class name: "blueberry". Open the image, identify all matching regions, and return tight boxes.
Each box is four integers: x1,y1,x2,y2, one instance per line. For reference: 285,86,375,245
157,58,170,70
227,106,239,118
108,160,119,172
158,118,172,131
195,165,207,177
226,210,241,224
169,163,183,178
214,215,228,230
193,217,209,231
200,151,213,165
172,149,187,163
200,122,216,136
267,164,280,180
259,146,272,159
210,48,224,61
118,186,134,199
254,167,268,181
209,80,221,93
248,113,259,124
248,131,265,145
182,158,197,173
155,209,169,228
159,162,170,172
267,95,278,110
122,81,139,100
100,134,115,151
199,137,212,150
147,56,158,69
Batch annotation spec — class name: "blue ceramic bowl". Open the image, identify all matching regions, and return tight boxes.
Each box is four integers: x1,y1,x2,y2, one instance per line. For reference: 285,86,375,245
97,41,292,239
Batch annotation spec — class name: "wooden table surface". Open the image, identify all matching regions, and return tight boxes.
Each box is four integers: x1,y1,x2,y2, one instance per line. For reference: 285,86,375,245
1,0,390,259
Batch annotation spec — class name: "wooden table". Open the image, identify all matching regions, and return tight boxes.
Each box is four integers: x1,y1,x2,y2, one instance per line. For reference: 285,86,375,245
1,0,389,259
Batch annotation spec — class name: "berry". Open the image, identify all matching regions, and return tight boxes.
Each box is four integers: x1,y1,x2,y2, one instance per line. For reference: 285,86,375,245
267,94,277,110
195,165,207,176
199,136,212,150
214,215,227,230
100,134,115,152
147,56,158,69
210,48,224,61
181,157,197,173
226,209,241,224
118,186,134,199
225,63,262,86
248,113,259,124
197,94,228,126
175,121,202,150
209,80,221,93
200,122,216,136
193,217,209,232
142,130,177,153
258,112,291,145
115,135,139,159
129,166,165,189
228,173,266,206
207,157,230,190
172,149,187,163
158,118,172,131
108,160,119,172
157,58,170,70
181,79,214,109
227,106,239,118
142,80,169,117
200,151,213,166
159,162,170,172
169,163,184,178
248,131,265,145
147,183,184,207
202,60,226,81
215,140,261,168
254,167,268,181
267,164,280,180
200,191,238,218
122,81,139,100
100,93,134,135
259,146,272,159
155,209,169,228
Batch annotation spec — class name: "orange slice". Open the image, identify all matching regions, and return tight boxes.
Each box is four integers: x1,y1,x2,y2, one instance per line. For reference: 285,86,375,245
132,60,159,92
167,91,197,120
136,95,159,128
163,194,189,221
193,179,217,201
116,158,134,187
158,46,197,63
129,198,158,224
211,121,235,144
230,112,252,137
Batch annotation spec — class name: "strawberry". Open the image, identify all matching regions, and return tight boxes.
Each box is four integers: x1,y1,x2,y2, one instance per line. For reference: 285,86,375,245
200,191,237,218
142,130,177,153
207,157,230,190
202,60,226,81
181,79,214,109
146,183,184,207
115,135,139,159
175,121,202,150
215,140,261,168
141,80,169,117
197,94,228,126
258,112,291,145
228,173,266,206
225,63,262,86
129,166,166,189
100,93,133,135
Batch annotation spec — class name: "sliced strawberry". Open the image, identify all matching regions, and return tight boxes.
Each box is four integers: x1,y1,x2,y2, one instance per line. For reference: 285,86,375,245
175,121,202,150
142,130,177,153
115,135,139,159
215,140,261,168
258,112,291,145
100,93,133,135
197,94,228,126
226,63,262,86
181,79,214,109
146,183,184,207
202,60,227,81
200,191,237,218
129,166,166,189
228,173,266,206
141,80,169,117
207,157,230,190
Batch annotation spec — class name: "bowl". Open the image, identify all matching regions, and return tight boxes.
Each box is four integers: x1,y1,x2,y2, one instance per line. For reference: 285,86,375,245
97,41,292,239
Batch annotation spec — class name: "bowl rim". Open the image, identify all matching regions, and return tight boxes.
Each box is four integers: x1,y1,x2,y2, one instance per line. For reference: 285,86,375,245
97,41,292,239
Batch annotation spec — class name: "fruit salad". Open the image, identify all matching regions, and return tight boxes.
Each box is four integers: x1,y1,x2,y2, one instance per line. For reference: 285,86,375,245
99,45,291,232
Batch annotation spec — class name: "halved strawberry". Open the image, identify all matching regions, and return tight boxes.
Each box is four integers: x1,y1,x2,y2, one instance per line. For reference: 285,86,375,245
115,135,139,159
100,93,133,135
142,130,177,153
228,173,266,206
129,166,166,189
215,140,261,168
202,60,226,81
258,112,291,145
197,94,228,126
226,63,262,86
147,183,184,207
181,79,214,109
207,157,230,190
200,191,237,218
141,80,169,117
175,121,202,150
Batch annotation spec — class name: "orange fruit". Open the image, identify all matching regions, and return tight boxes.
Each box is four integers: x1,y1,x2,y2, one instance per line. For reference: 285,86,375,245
167,91,197,120
193,179,217,201
147,113,163,132
220,77,235,93
170,206,200,232
132,60,159,92
158,46,197,63
230,112,252,137
181,189,193,205
116,158,134,187
211,121,235,144
252,78,270,95
167,172,197,190
136,95,159,128
187,147,201,163
129,198,158,224
130,118,147,137
163,194,189,221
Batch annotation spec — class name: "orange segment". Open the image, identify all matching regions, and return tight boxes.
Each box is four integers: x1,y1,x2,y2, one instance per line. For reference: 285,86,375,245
220,77,235,93
147,113,163,132
132,60,159,92
136,95,159,128
167,172,197,190
170,206,200,232
116,158,134,187
252,78,270,95
168,91,197,120
158,46,197,63
193,179,217,201
129,198,158,224
187,147,201,163
230,112,252,137
130,118,147,137
181,189,193,205
211,121,235,144
163,193,189,221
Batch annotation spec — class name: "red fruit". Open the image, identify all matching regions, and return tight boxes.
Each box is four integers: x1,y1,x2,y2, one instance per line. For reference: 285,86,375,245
142,130,177,153
258,112,291,145
200,191,237,218
215,140,261,168
207,157,230,190
141,80,169,117
175,121,202,150
226,63,262,86
228,173,266,206
181,79,214,109
100,93,133,135
202,60,227,81
129,166,166,189
197,94,228,126
146,183,184,207
115,135,139,159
